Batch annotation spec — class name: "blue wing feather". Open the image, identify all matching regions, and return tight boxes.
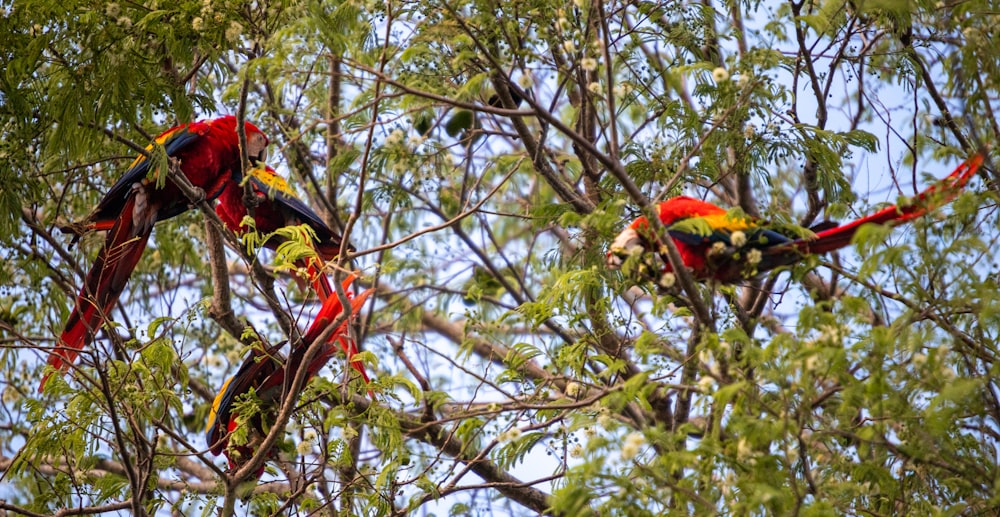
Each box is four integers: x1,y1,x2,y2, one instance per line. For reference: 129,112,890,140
206,344,281,450
94,126,202,221
668,227,792,248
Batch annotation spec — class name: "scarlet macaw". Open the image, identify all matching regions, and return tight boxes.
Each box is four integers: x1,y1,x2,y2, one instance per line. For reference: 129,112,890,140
214,164,349,302
42,116,269,391
214,164,368,383
607,154,984,284
205,275,373,480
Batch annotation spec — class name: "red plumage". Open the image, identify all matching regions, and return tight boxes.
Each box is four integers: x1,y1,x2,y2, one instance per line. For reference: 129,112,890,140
608,154,984,283
42,116,268,391
214,164,350,303
205,275,373,479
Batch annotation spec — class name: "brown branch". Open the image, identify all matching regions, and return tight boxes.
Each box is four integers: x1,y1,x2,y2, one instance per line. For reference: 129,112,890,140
203,218,247,338
164,159,295,338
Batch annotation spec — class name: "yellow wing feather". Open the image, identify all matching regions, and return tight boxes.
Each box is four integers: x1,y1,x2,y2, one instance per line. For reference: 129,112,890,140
248,165,295,197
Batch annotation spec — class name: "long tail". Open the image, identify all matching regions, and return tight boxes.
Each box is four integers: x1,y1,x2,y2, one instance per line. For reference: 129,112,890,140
795,154,984,256
41,195,153,391
296,274,374,385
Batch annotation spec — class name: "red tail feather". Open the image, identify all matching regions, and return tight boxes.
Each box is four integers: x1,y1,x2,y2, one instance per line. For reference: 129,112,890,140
41,195,154,391
308,288,374,384
299,274,374,385
796,154,983,256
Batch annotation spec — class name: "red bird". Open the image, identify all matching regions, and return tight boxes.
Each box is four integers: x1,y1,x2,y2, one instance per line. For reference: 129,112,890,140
607,154,984,284
214,164,367,383
205,274,373,480
215,164,350,302
42,116,269,391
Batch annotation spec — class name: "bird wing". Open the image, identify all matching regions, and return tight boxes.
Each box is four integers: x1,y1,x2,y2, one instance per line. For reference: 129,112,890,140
93,123,205,221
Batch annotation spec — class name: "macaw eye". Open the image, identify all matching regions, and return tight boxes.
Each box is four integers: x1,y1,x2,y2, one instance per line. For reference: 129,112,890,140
247,132,268,163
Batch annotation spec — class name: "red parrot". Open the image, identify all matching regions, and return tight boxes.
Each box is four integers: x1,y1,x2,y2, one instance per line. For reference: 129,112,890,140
214,164,367,383
205,275,373,480
607,154,984,284
42,116,269,391
214,164,350,302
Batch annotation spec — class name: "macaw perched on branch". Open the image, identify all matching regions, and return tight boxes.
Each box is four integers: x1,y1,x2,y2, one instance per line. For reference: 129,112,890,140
607,154,984,284
214,164,350,302
214,164,368,383
42,116,269,392
205,275,373,480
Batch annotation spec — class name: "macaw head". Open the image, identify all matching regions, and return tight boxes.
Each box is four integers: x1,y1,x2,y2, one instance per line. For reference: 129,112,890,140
606,196,730,281
212,115,269,164
606,224,645,270
607,197,714,269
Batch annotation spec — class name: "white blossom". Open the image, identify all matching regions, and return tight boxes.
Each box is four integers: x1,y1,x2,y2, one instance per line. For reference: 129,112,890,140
565,381,583,398
226,21,243,43
192,17,204,31
697,376,715,392
746,248,762,265
562,40,576,54
712,67,730,83
385,128,405,146
621,432,645,460
580,57,598,71
659,272,676,289
500,427,522,442
730,231,747,247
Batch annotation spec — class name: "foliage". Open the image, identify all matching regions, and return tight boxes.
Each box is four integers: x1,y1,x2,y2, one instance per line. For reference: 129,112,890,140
1,0,999,514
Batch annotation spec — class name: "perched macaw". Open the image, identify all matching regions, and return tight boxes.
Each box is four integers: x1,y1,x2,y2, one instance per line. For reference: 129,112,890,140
214,164,368,383
42,116,269,391
214,164,350,302
205,275,373,480
607,154,984,284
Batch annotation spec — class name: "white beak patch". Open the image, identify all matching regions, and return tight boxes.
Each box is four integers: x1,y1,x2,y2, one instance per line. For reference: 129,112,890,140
606,228,644,269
